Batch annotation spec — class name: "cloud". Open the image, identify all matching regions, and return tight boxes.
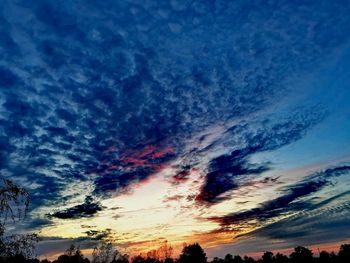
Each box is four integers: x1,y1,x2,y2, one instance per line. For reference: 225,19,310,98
209,165,350,229
253,193,350,241
210,180,326,227
196,111,323,204
0,0,349,240
49,196,103,219
35,236,100,258
84,229,112,241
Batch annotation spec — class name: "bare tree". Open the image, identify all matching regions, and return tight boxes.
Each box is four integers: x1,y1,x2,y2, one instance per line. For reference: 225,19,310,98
0,178,29,223
157,240,173,260
0,233,39,258
0,177,39,259
92,242,119,263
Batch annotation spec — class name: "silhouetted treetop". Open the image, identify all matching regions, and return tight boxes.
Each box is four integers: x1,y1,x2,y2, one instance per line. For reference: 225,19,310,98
178,243,207,263
289,246,313,262
339,244,350,261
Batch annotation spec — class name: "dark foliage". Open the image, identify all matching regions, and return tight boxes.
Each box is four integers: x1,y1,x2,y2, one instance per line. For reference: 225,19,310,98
177,243,207,263
0,242,350,263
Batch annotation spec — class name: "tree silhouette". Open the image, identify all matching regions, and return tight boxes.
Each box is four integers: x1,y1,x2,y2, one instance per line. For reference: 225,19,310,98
0,178,39,260
111,253,128,263
232,255,244,263
92,242,120,263
0,179,29,222
178,243,207,263
289,246,313,262
243,256,254,263
274,253,288,263
131,255,145,263
212,256,224,263
2,240,350,263
1,233,39,259
224,254,233,262
338,244,350,261
158,241,173,260
140,240,174,262
319,251,330,263
52,244,89,263
261,251,274,263
131,255,160,263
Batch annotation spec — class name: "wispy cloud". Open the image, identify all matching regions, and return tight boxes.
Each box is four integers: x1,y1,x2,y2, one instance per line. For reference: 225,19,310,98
207,165,350,235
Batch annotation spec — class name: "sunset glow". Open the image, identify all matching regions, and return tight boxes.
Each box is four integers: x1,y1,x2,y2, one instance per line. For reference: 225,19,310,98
1,0,350,261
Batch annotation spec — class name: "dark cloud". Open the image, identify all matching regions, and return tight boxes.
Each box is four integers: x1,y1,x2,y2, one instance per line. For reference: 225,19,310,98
197,112,323,204
211,180,326,226
0,0,349,234
49,196,103,219
209,165,350,228
230,191,350,254
171,169,191,185
84,229,112,241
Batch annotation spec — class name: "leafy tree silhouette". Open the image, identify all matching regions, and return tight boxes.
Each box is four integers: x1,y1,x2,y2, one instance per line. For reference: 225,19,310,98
224,254,233,263
177,243,207,263
339,244,350,262
274,253,288,263
289,246,313,263
131,255,160,263
131,255,145,263
261,251,274,263
319,251,330,263
163,258,174,263
2,239,350,263
232,255,244,263
203,244,349,263
212,256,224,263
52,244,89,263
243,256,254,263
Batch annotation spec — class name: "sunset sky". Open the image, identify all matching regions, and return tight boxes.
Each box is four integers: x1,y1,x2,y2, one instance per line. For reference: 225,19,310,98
1,0,350,260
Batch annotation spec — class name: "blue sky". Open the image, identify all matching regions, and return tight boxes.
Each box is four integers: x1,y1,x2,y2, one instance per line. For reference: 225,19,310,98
0,0,350,259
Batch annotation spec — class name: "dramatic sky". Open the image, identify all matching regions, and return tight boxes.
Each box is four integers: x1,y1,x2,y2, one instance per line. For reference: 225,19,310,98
1,0,350,259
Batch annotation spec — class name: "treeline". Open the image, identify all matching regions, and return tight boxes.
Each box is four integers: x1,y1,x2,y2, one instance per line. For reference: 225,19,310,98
1,242,350,263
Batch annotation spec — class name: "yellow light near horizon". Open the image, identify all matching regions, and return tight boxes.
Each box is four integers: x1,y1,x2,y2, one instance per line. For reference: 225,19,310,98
39,171,226,256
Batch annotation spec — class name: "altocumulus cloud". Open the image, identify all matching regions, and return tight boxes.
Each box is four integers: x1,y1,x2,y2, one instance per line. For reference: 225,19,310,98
0,0,349,245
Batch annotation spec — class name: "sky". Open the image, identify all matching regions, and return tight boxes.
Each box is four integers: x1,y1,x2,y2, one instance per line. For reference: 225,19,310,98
1,0,350,260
